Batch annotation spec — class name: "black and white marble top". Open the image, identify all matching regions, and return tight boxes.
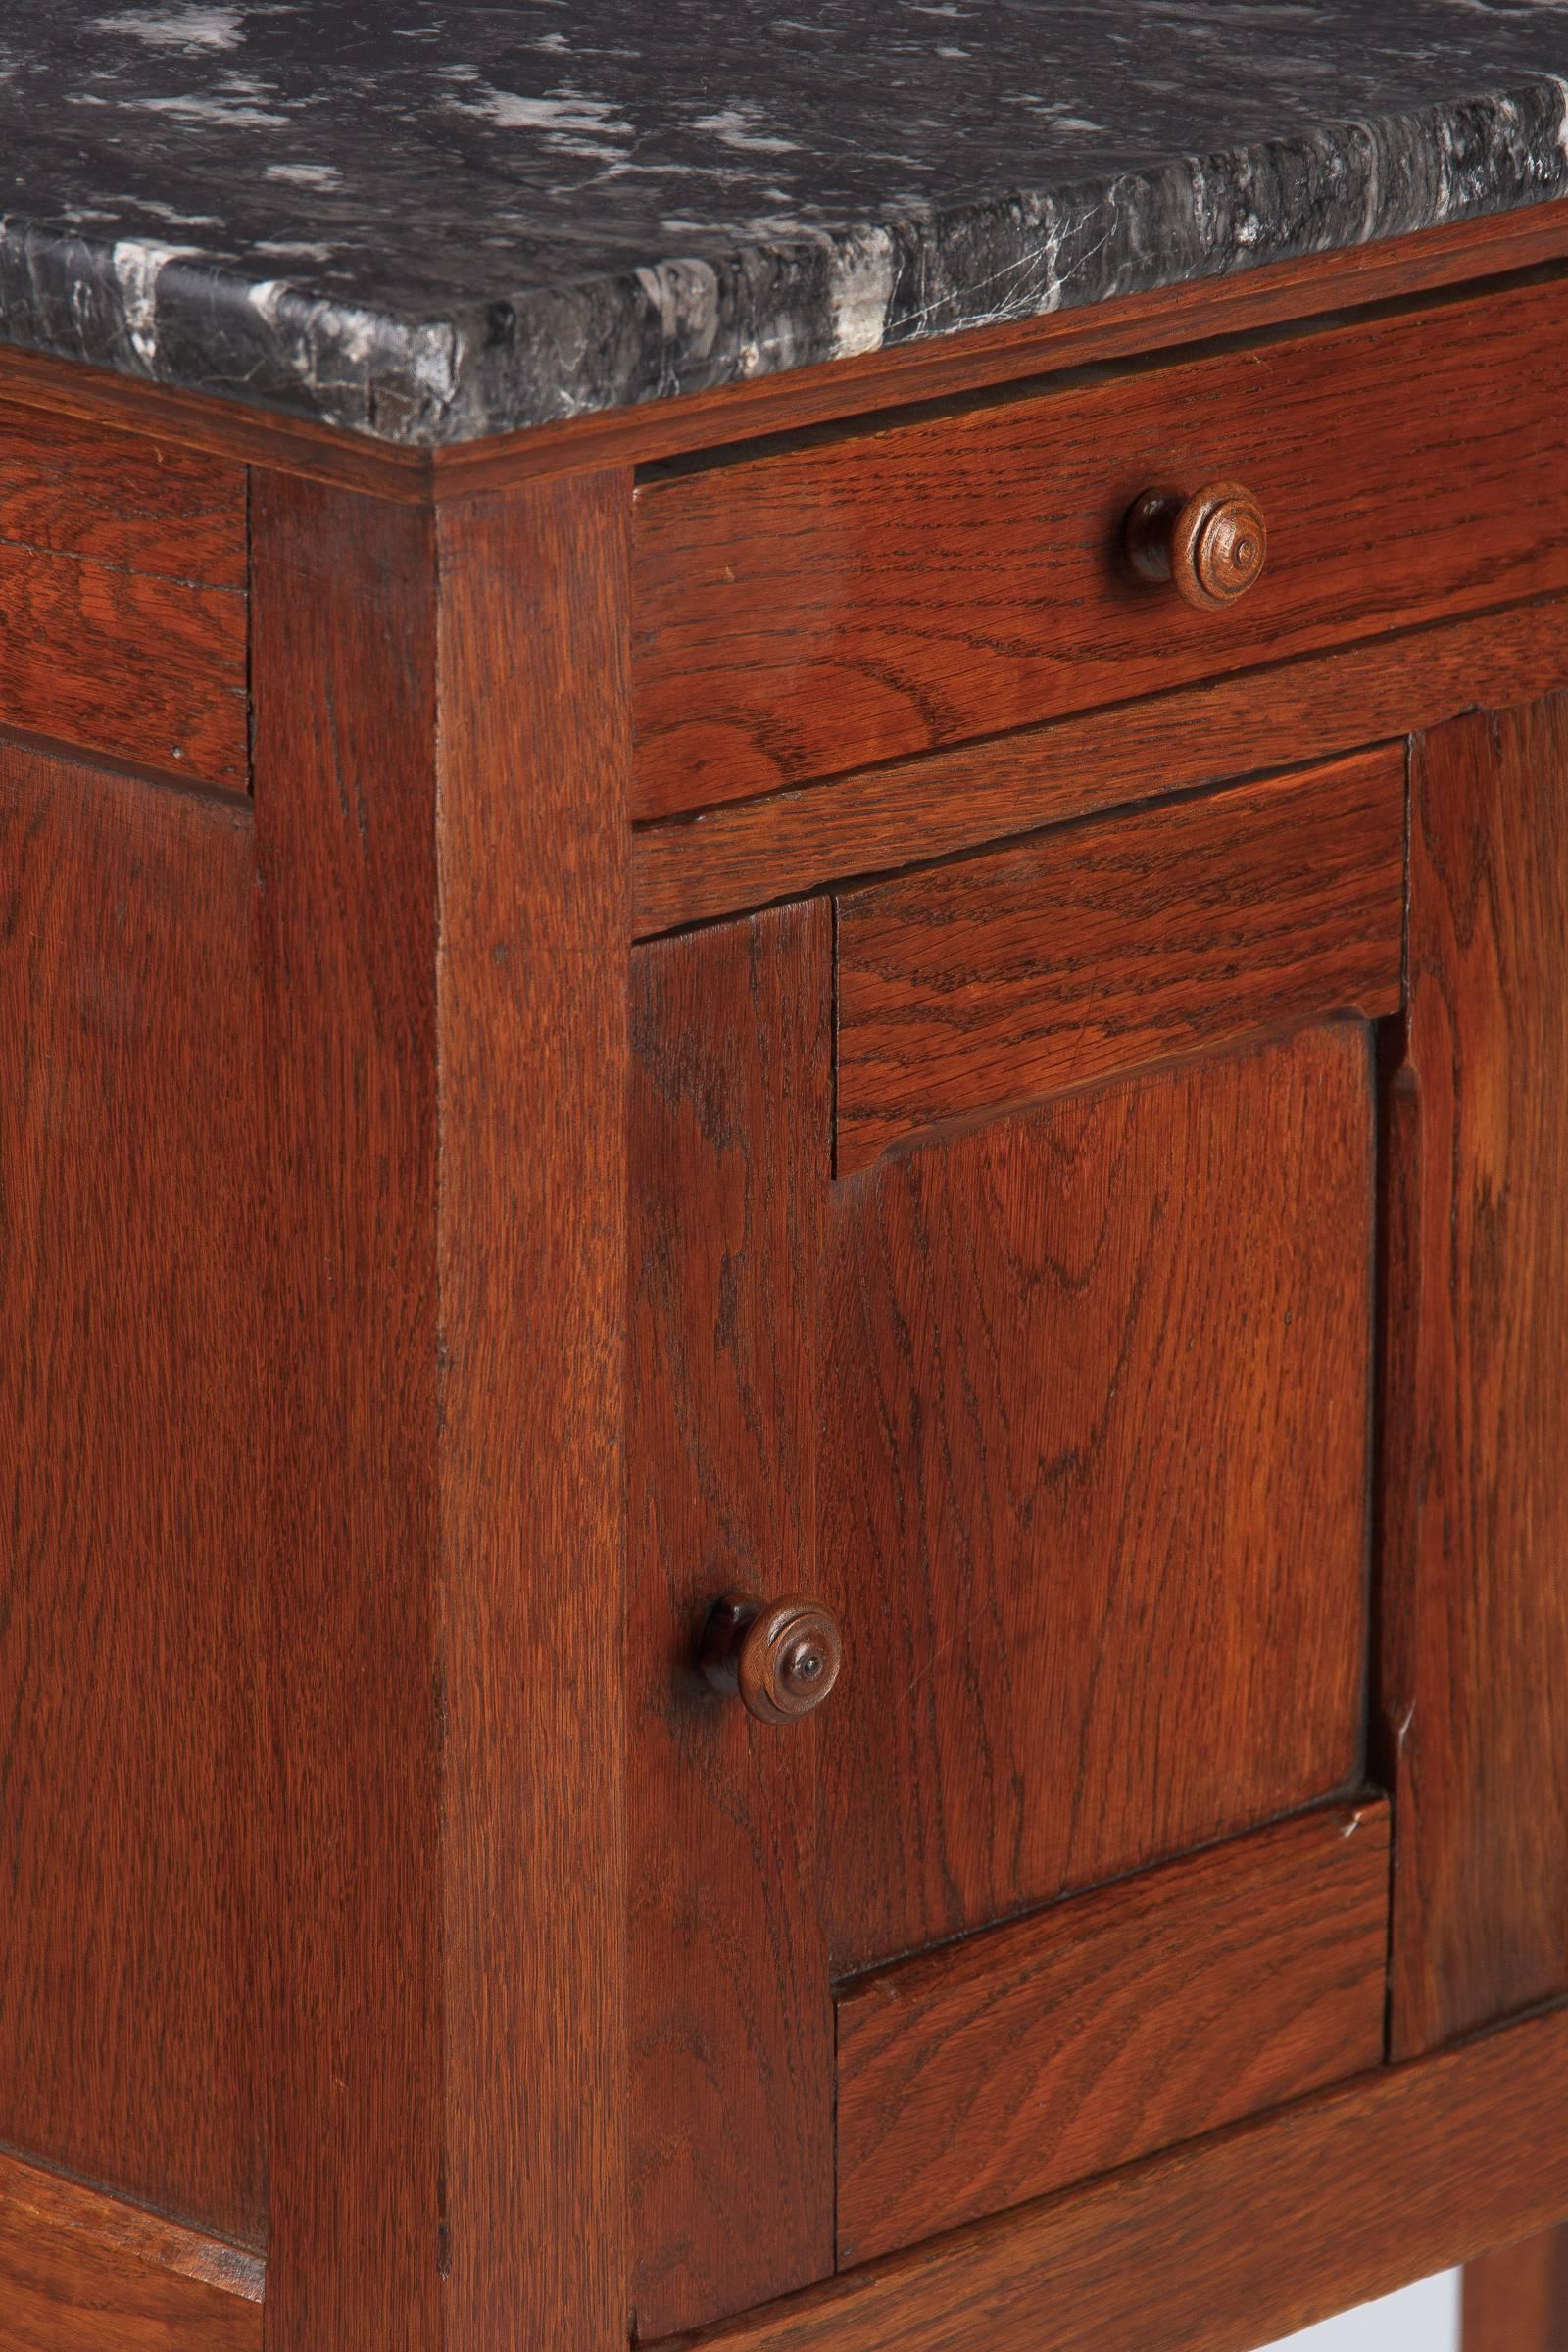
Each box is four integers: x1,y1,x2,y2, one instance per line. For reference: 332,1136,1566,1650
4,1,1568,445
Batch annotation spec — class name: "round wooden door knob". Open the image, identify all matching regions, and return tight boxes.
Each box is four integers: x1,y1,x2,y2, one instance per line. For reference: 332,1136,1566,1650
1123,480,1268,611
700,1592,844,1725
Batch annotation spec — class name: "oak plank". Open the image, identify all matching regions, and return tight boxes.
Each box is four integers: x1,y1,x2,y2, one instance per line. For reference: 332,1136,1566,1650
628,904,835,2339
834,750,1403,1173
836,1800,1390,2266
0,2149,262,2352
652,2005,1568,2352
1464,2224,1568,2352
821,1022,1377,1969
630,596,1568,939
0,752,264,2244
1381,699,1568,2054
433,474,632,2352
633,275,1568,816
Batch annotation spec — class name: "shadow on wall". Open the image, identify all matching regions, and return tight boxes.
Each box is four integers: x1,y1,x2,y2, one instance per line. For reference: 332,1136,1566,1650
1264,2271,1458,2352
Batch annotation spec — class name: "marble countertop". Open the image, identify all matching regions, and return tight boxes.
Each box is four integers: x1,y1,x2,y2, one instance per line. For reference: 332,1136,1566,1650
5,1,1568,446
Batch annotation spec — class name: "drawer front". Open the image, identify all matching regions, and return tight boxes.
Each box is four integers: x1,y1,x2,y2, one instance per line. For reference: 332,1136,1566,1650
835,1800,1390,2266
0,403,247,789
632,274,1568,817
628,745,1404,2334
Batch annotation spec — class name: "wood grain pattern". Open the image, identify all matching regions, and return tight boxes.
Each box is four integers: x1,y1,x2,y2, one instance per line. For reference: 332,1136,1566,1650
632,274,1568,815
628,904,835,2340
0,402,246,788
1464,2225,1568,2352
433,474,631,2352
252,476,446,2351
820,1021,1376,1971
1380,698,1568,2056
836,1799,1390,2266
651,2004,1568,2352
0,750,264,2244
0,2149,263,2352
630,594,1568,940
835,750,1403,1171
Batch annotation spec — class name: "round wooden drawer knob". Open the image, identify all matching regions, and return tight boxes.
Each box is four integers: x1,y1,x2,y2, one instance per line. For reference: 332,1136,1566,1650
700,1592,844,1725
1124,480,1268,611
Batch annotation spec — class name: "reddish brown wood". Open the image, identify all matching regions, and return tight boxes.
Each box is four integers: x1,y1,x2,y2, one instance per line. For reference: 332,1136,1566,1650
1380,698,1568,2056
631,595,1568,939
632,275,1568,815
834,750,1403,1172
651,2005,1568,2352
837,1799,1389,2266
433,474,631,2352
0,750,264,2244
252,475,446,2351
1465,2225,1568,2352
0,2149,263,2352
629,904,835,2339
821,1020,1377,1971
0,402,246,788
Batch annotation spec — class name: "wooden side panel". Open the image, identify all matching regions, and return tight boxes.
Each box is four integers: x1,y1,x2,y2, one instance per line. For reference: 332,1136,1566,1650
628,904,835,2340
0,2150,263,2352
835,1800,1390,2266
835,751,1404,1171
821,1021,1375,1971
434,476,631,2352
1464,2225,1568,2352
632,275,1568,814
251,479,445,2351
1382,699,1568,2055
0,403,247,789
0,752,263,2242
653,2005,1568,2352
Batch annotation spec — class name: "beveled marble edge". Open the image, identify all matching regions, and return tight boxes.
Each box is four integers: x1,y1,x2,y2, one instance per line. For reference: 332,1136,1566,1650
2,74,1564,448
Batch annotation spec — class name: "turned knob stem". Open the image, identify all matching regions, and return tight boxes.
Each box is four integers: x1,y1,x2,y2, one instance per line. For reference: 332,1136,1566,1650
1124,479,1268,611
700,1592,844,1725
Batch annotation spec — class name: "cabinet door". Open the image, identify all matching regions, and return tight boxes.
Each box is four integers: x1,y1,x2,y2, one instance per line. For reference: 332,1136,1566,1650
628,749,1404,2339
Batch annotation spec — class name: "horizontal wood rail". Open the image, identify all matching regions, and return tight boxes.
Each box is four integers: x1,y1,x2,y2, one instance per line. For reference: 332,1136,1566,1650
0,2147,263,2349
630,593,1568,939
652,2001,1568,2352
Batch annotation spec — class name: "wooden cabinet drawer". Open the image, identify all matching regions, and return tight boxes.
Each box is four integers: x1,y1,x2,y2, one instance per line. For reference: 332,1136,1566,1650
0,403,247,789
628,743,1405,2333
632,274,1568,818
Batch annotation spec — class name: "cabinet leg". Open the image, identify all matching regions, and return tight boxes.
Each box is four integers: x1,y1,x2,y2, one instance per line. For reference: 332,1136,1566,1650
1464,2225,1568,2351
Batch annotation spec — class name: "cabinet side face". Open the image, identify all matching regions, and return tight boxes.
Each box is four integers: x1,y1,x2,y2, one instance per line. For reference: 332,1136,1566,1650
0,748,265,2244
1382,698,1568,2053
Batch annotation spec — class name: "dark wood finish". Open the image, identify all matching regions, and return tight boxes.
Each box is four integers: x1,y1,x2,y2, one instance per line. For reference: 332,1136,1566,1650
821,1020,1376,1970
1465,2225,1568,2352
836,1799,1390,2266
699,1594,845,1726
632,275,1568,815
0,401,246,789
432,474,631,2352
652,2005,1568,2352
1123,479,1267,611
0,2150,263,2352
834,750,1403,1172
0,750,263,2243
254,469,632,2352
631,593,1568,939
628,904,835,2339
1381,698,1568,2058
252,475,446,2352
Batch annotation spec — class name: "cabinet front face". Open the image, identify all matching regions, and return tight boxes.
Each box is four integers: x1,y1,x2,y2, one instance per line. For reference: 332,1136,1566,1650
627,748,1406,2338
